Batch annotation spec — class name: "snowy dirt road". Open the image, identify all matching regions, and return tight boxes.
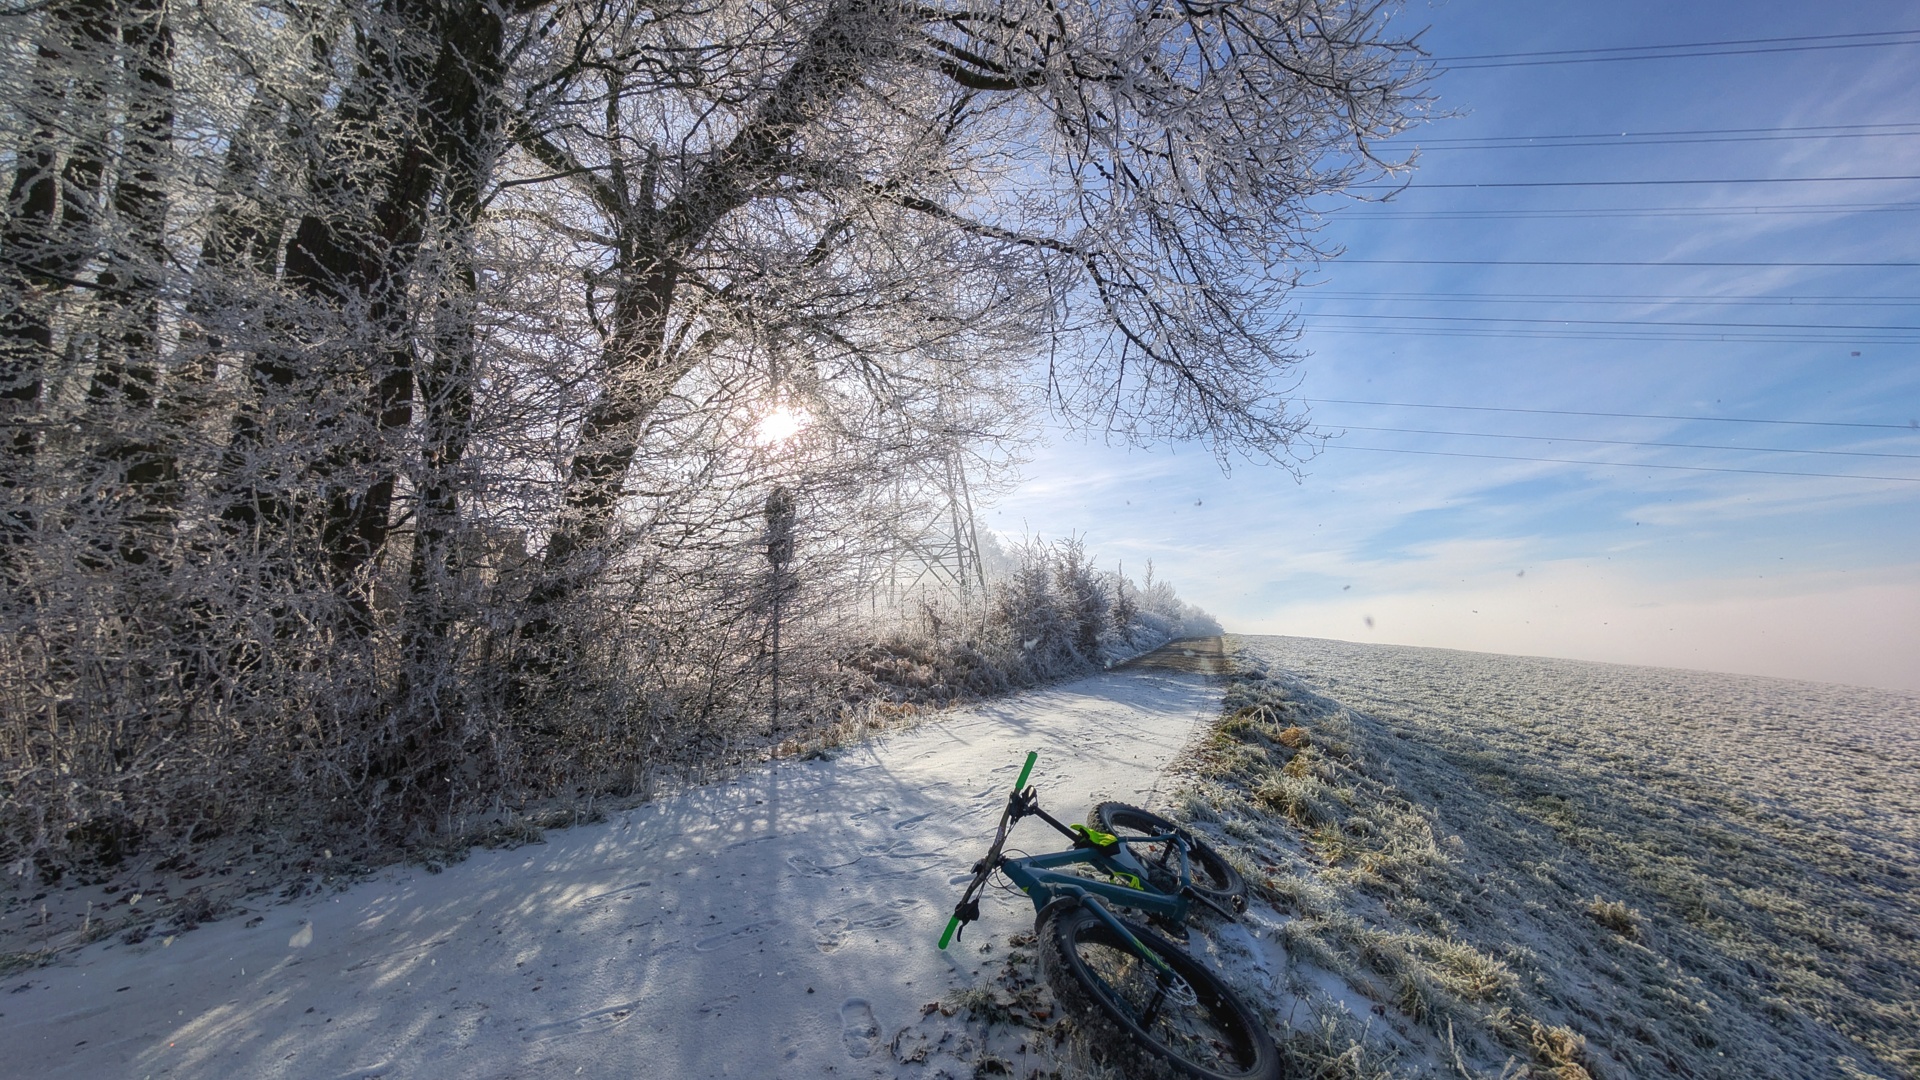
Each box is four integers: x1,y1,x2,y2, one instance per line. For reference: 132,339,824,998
2,643,1230,1080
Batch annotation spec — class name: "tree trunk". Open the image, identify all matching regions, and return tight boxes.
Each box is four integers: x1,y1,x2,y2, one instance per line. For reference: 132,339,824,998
387,4,506,812
518,0,884,637
220,0,506,637
0,0,116,580
85,0,177,569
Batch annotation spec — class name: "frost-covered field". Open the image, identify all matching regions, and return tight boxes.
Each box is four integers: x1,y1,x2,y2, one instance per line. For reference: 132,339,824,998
1182,635,1920,1079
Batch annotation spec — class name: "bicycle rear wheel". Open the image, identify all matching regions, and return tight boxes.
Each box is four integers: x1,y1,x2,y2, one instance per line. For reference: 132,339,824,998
1038,903,1279,1080
1091,802,1247,912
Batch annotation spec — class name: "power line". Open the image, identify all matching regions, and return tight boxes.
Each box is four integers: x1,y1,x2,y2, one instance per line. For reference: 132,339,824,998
1305,325,1920,344
1440,42,1920,71
1305,398,1918,432
1434,30,1920,70
1414,130,1920,151
1417,133,1920,150
1301,312,1920,332
1439,29,1920,61
1302,324,1920,345
1332,203,1920,220
1300,319,1919,343
1303,290,1920,307
1332,445,1920,483
1333,258,1919,268
1409,122,1920,147
1335,425,1920,460
1356,175,1920,189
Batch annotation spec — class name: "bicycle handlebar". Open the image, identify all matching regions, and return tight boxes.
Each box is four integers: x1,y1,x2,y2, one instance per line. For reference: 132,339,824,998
938,914,961,950
940,750,1039,949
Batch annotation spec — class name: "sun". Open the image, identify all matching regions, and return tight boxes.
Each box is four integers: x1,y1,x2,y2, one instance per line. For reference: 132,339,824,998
753,405,809,445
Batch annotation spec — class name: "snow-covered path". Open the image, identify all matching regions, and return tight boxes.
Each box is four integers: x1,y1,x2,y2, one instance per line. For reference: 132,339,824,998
3,659,1225,1079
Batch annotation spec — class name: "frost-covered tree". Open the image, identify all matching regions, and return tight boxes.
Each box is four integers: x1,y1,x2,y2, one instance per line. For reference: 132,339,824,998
0,0,1423,860
994,536,1076,674
1050,535,1107,659
503,0,1425,610
1108,565,1141,646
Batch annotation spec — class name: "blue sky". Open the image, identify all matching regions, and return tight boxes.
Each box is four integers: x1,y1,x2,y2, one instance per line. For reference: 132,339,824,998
989,0,1920,691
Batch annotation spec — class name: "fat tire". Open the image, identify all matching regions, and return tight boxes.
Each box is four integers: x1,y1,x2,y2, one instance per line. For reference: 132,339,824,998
1091,802,1248,912
1037,903,1280,1080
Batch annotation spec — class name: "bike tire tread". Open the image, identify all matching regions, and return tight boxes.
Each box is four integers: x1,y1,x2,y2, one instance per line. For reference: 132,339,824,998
1089,802,1249,912
1036,904,1280,1080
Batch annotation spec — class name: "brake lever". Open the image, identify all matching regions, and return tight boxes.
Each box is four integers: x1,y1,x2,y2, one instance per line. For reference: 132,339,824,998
1007,785,1038,820
950,897,980,942
941,854,997,950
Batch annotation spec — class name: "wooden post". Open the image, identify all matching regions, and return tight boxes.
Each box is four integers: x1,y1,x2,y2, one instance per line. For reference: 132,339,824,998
765,485,795,727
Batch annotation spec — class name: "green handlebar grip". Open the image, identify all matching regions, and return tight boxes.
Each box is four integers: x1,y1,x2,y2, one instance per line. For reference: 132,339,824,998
1014,750,1037,793
939,914,961,950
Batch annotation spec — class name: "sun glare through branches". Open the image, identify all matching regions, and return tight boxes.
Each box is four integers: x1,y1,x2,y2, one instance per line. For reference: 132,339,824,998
753,405,810,445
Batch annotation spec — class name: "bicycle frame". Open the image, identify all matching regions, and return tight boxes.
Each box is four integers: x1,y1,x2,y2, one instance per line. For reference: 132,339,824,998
999,840,1194,927
940,751,1204,980
941,752,1281,1080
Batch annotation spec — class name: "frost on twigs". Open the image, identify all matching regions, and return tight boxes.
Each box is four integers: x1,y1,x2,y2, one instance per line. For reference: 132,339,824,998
1,0,1418,922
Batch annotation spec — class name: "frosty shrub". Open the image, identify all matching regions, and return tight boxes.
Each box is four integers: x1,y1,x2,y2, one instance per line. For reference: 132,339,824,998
854,534,1220,707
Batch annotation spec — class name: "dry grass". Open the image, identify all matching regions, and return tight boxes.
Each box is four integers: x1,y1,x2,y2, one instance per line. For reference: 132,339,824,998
1281,1012,1416,1080
1585,898,1639,942
1173,635,1919,1080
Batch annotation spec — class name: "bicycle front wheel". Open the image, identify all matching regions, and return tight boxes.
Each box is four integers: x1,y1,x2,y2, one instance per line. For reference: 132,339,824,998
1038,904,1279,1080
1091,802,1248,912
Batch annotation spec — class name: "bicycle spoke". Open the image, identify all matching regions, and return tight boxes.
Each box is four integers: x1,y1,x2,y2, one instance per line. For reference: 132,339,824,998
1074,931,1245,1073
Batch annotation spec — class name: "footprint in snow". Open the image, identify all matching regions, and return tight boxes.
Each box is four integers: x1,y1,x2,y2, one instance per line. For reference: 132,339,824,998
786,854,835,877
813,898,923,952
841,998,881,1059
787,853,862,877
858,839,943,876
574,881,653,907
693,918,779,952
892,812,934,831
861,838,936,859
338,934,452,973
521,1002,639,1043
848,804,892,823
